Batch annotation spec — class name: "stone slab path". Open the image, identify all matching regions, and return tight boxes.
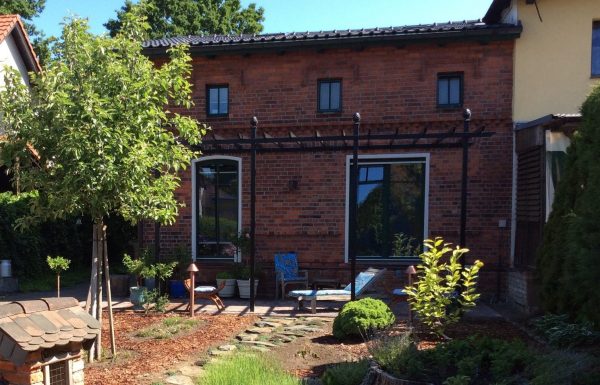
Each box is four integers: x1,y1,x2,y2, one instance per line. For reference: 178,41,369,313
162,315,333,385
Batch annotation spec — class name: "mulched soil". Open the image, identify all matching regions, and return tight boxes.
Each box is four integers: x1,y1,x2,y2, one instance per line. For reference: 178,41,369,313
84,310,257,385
275,318,536,379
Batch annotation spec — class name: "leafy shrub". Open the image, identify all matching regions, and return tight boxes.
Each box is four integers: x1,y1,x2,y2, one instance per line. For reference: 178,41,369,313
332,298,395,340
530,314,600,348
370,334,531,384
404,237,483,338
216,271,235,279
529,350,599,385
199,353,300,385
537,84,600,328
368,332,424,380
321,360,369,385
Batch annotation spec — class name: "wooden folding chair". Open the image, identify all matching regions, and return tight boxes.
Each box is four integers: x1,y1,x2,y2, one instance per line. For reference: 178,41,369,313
184,279,226,311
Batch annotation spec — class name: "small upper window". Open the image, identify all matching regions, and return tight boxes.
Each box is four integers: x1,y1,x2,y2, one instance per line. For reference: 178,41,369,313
318,79,342,112
207,85,228,116
437,73,463,108
592,21,600,76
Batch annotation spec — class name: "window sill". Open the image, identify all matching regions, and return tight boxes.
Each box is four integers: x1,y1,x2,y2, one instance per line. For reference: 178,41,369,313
591,74,600,79
437,105,463,111
317,110,343,116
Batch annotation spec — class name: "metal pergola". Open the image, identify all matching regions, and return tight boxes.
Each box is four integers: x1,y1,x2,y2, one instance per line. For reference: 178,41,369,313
193,109,489,311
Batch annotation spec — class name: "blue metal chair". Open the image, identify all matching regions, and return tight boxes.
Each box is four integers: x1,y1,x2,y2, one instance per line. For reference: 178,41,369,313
274,252,308,299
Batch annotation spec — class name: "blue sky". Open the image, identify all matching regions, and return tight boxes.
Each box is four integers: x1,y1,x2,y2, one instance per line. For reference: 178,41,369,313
33,0,493,38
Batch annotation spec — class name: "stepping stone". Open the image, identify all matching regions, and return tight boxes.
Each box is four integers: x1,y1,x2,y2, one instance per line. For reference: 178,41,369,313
270,334,296,343
209,349,234,357
261,317,295,325
255,321,282,328
165,374,194,385
179,365,204,378
239,340,277,347
246,327,273,334
280,331,306,337
218,344,237,351
285,326,321,333
237,333,258,341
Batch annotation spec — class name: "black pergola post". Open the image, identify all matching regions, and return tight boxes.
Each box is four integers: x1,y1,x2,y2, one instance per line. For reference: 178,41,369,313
349,112,360,300
460,108,471,247
249,116,258,312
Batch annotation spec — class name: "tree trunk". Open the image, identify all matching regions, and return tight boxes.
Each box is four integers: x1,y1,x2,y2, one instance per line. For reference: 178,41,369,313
86,222,99,363
57,274,60,298
102,224,117,357
95,222,103,361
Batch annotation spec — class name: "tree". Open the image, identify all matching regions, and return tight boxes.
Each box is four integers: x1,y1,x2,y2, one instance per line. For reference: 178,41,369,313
537,85,600,328
47,255,70,297
0,0,54,65
105,0,264,38
0,9,206,360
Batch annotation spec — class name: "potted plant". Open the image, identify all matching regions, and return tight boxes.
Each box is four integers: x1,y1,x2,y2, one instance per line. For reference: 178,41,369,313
216,271,237,298
234,263,261,299
123,253,147,305
167,244,190,299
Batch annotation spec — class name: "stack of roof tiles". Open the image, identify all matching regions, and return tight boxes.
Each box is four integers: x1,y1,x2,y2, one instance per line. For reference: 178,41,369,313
0,298,100,365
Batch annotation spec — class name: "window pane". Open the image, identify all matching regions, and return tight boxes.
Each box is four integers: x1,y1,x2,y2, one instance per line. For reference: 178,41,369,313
449,78,461,105
438,78,449,105
388,163,425,256
357,181,384,256
219,87,228,114
330,81,341,110
593,22,600,75
319,82,330,110
354,160,426,259
209,88,219,115
197,159,239,259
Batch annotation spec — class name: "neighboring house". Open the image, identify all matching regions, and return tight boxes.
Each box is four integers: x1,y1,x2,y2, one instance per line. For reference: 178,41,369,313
141,19,521,297
0,14,41,192
484,0,600,311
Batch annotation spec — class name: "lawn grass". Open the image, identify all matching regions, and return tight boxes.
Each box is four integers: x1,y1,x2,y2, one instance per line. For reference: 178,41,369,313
198,352,301,385
136,316,201,339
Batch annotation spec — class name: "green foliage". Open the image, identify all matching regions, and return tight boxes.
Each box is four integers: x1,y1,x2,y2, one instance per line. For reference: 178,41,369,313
199,353,300,385
105,0,265,38
19,268,88,292
135,316,200,339
370,334,533,384
0,14,206,227
216,271,235,279
332,298,395,340
321,360,369,385
46,255,70,274
0,192,90,284
122,253,146,285
405,238,483,338
530,314,600,348
368,332,424,379
141,289,170,314
529,350,600,385
393,232,420,256
0,0,54,65
537,84,600,327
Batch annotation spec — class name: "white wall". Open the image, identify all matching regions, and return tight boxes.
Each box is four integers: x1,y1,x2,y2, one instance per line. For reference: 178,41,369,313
0,33,30,88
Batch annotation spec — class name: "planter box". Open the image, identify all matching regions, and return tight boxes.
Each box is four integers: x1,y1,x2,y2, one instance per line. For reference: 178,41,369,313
129,286,146,306
169,280,187,298
237,279,259,299
216,278,236,298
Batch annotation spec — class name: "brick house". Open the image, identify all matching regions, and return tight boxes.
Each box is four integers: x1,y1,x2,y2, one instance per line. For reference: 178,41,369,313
141,20,521,297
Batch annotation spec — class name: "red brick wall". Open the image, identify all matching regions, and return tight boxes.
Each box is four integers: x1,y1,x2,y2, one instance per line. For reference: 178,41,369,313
144,40,515,297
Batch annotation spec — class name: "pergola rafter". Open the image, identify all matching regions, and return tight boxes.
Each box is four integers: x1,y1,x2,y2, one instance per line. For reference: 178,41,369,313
190,110,487,311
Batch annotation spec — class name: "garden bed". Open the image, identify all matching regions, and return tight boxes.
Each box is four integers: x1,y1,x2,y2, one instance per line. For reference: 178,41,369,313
84,310,256,385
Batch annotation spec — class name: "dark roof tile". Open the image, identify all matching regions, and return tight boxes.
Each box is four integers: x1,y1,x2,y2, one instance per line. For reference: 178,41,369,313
142,20,521,55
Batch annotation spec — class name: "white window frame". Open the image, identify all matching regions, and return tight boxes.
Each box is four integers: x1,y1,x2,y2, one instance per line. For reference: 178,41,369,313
42,356,72,385
344,153,430,262
192,155,242,262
